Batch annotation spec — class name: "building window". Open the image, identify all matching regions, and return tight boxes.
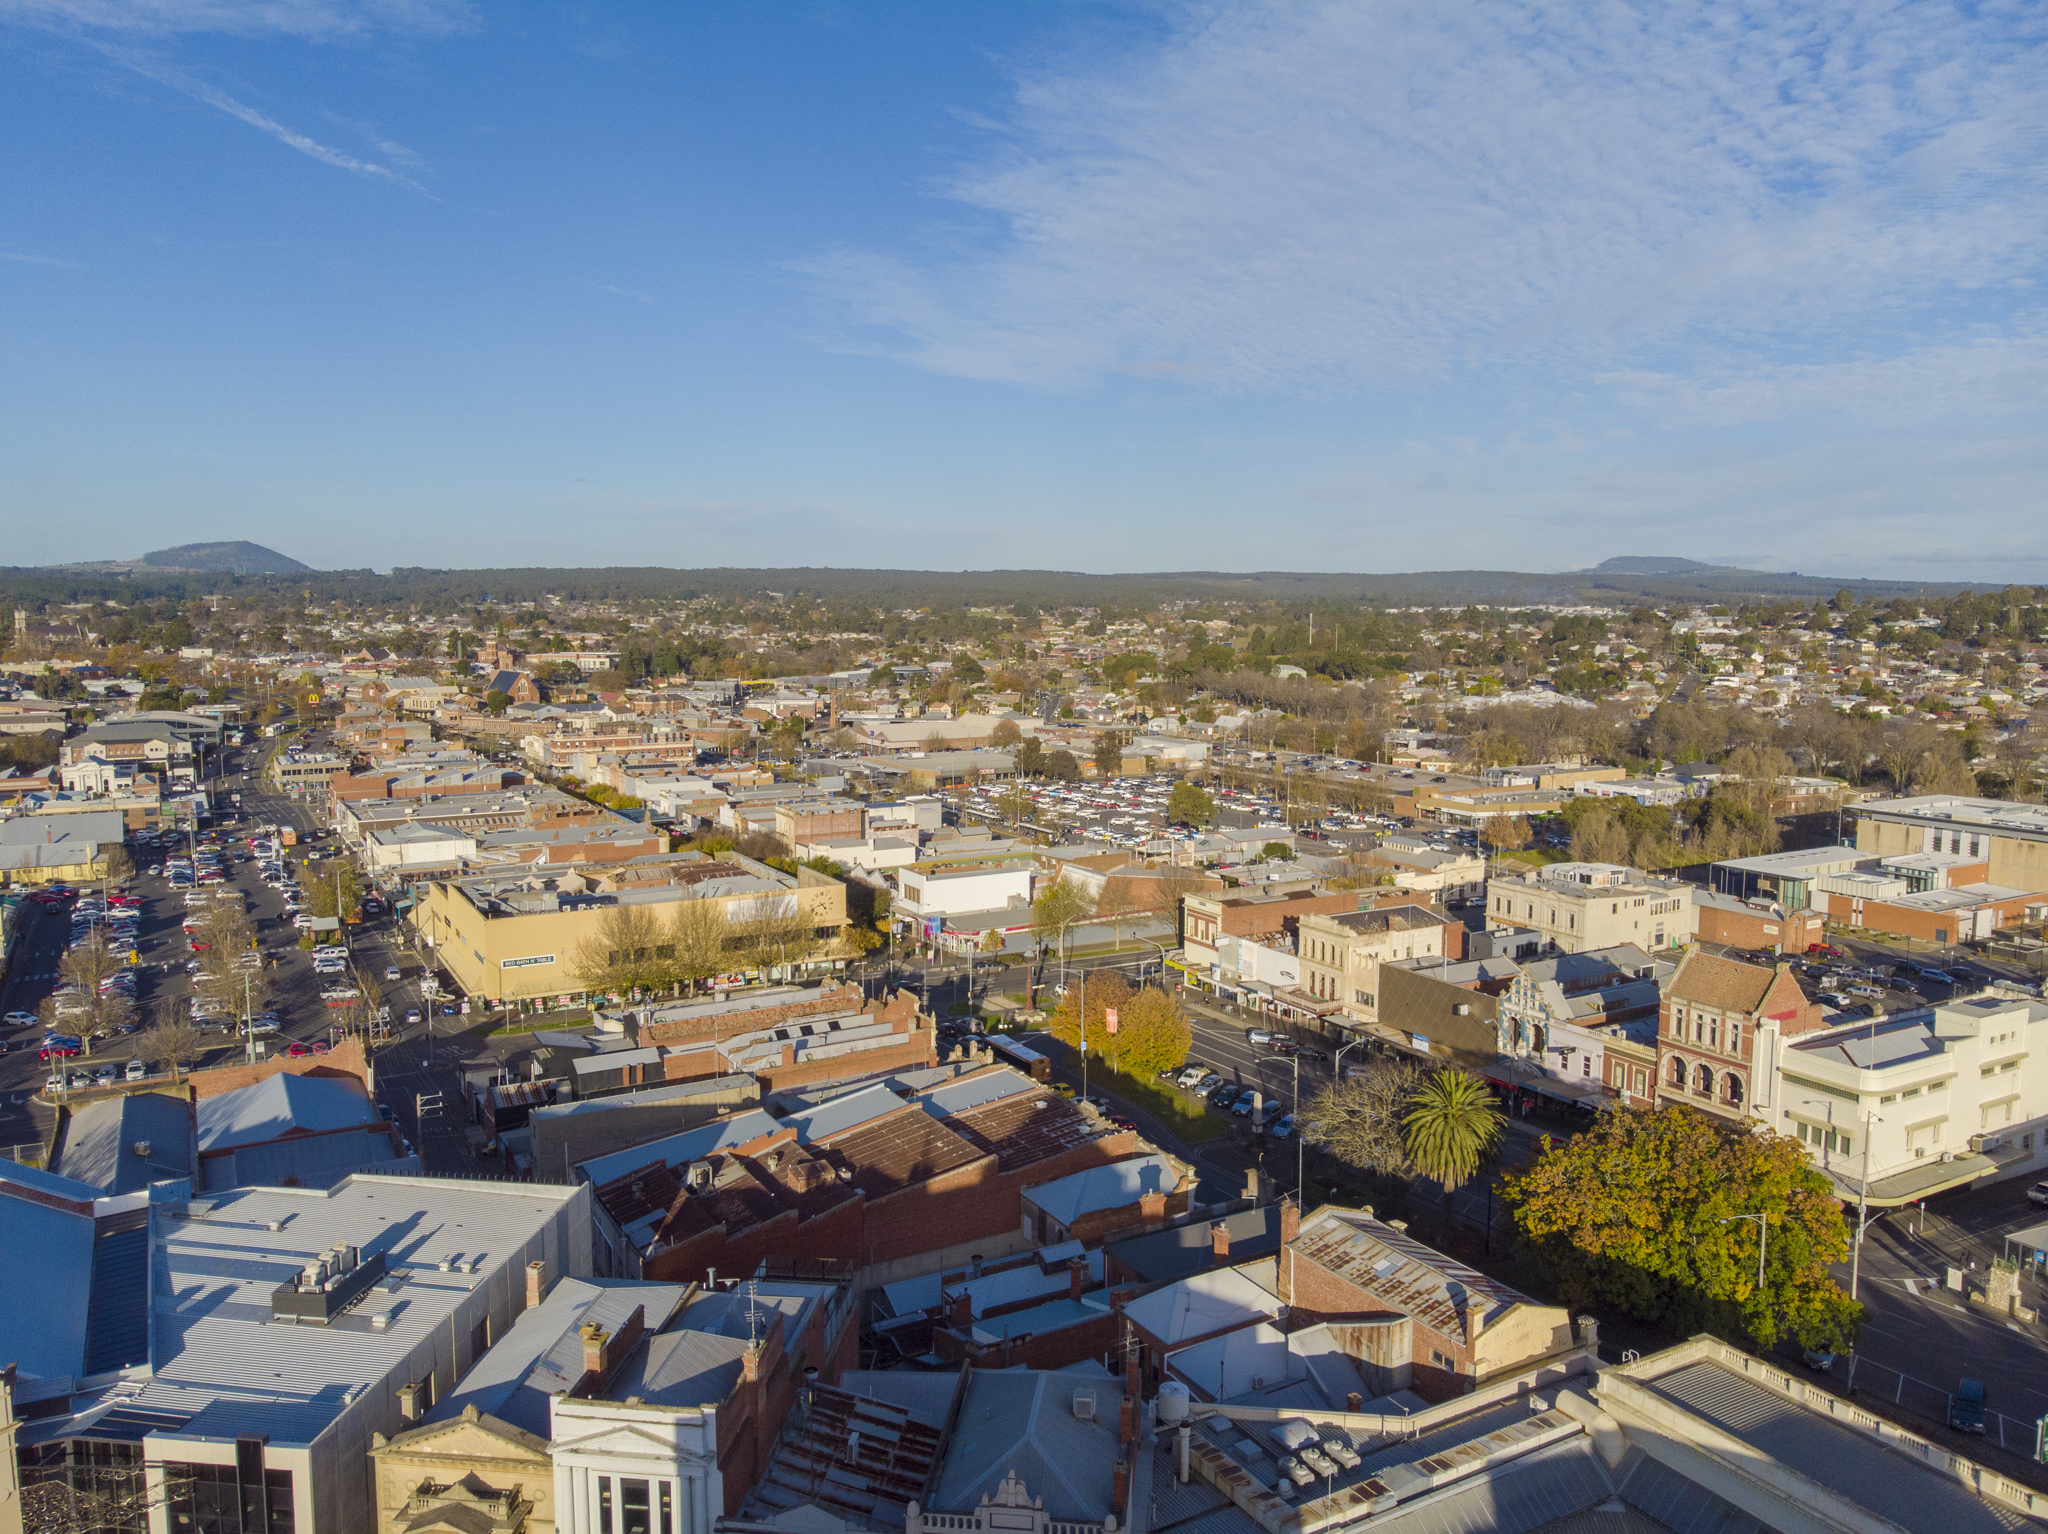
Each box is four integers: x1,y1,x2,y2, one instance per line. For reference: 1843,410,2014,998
165,1463,294,1534
660,1483,674,1534
600,1478,614,1534
620,1479,652,1534
1633,1067,1647,1093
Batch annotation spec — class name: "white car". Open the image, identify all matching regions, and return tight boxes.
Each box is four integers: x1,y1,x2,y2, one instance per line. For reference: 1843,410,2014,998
292,914,315,929
125,1059,147,1082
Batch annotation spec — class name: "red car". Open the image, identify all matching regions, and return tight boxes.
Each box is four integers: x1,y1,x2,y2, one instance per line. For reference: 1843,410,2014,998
189,938,213,951
40,1041,80,1060
286,1041,330,1058
1808,943,1847,959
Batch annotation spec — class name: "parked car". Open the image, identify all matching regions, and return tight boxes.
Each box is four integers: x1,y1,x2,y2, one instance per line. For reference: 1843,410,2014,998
1209,1082,1243,1109
2026,1182,2048,1208
1176,1065,1209,1089
1949,1378,1988,1433
1246,1028,1274,1044
1800,1348,1835,1372
125,1058,148,1081
1194,1072,1222,1093
385,965,402,982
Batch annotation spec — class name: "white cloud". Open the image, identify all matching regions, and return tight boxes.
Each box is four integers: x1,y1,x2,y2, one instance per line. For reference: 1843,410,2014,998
794,1,2048,396
0,0,471,40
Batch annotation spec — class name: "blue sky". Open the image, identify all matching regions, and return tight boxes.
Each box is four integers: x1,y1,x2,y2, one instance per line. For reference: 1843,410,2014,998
2,1,2043,580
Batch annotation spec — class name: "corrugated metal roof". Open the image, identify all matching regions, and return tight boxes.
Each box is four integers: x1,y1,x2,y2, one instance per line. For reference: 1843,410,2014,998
1023,1153,1180,1225
69,1175,587,1446
1358,1437,1615,1534
929,1371,1123,1521
778,1083,905,1144
57,1094,194,1195
205,1127,403,1191
195,1073,378,1152
83,1220,151,1375
0,1184,95,1382
575,1108,781,1188
918,1067,1037,1120
1122,1266,1279,1347
1290,1208,1535,1337
1643,1361,2035,1533
426,1277,690,1437
1612,1451,1768,1534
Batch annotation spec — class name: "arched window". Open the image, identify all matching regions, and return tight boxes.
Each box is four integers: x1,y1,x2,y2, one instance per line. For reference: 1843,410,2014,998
1693,1062,1714,1097
1669,1055,1687,1087
1725,1074,1744,1107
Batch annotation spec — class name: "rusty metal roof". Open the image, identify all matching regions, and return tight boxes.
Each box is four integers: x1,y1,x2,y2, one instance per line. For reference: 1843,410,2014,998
1290,1208,1535,1337
947,1089,1110,1171
815,1104,987,1199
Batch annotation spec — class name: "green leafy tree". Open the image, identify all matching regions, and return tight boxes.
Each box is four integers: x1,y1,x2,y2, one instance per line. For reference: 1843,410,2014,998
1401,1068,1505,1239
1014,737,1047,776
1501,1105,1860,1350
1166,781,1215,827
868,663,897,687
1043,748,1082,781
1047,970,1190,1082
483,689,510,716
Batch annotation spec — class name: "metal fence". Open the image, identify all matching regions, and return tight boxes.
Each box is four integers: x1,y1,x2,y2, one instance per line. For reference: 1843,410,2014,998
1836,1352,2039,1457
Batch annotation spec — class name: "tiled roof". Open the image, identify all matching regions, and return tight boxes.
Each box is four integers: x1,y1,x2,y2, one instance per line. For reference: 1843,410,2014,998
1666,951,1778,1014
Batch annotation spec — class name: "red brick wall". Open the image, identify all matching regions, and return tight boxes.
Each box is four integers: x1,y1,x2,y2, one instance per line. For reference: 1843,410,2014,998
933,1309,1119,1373
1696,903,1823,953
187,1035,372,1100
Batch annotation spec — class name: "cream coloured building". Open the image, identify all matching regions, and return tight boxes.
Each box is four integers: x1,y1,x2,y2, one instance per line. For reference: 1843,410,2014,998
1854,794,2048,895
411,854,848,1006
1485,862,1696,955
1297,904,1455,1027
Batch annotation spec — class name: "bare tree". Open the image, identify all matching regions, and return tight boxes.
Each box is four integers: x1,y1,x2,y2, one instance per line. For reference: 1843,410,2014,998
138,1019,213,1081
1299,1057,1430,1178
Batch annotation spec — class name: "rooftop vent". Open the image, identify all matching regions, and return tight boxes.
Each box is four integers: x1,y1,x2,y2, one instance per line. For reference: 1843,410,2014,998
272,1245,387,1326
1073,1392,1097,1422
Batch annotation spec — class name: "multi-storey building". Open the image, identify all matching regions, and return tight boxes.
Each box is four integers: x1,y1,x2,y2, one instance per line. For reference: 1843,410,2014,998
1296,903,1460,1027
1485,862,1696,955
1653,951,1822,1119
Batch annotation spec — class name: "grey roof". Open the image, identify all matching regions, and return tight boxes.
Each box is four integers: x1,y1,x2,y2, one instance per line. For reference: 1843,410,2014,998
195,1072,380,1152
613,1329,749,1410
40,1175,588,1447
1121,1264,1280,1346
778,1082,904,1143
0,1169,97,1383
1105,1204,1288,1284
928,1370,1124,1521
530,1075,754,1123
427,1277,692,1436
202,1127,405,1191
574,1107,781,1188
57,1093,194,1194
919,1066,1037,1120
1361,1437,1622,1534
1023,1154,1180,1225
1644,1360,2035,1533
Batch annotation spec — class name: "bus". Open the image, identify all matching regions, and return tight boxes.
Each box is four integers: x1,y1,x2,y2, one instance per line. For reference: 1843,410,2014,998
988,1035,1052,1083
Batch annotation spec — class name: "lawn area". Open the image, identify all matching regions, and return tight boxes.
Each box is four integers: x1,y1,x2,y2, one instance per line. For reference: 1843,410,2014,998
1082,1062,1233,1144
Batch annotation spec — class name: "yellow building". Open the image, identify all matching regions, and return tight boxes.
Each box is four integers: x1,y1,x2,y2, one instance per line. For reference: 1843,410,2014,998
1854,794,2048,895
371,1405,554,1534
411,853,849,1006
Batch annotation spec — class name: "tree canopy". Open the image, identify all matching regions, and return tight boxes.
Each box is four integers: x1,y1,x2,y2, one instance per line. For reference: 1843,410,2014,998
1046,970,1190,1083
1501,1105,1860,1350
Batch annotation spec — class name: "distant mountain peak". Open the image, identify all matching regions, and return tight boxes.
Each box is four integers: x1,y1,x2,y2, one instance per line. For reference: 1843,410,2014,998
1585,555,1726,576
142,541,312,575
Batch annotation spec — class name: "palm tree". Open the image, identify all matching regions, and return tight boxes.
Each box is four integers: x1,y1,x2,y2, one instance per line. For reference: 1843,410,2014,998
1401,1068,1505,1241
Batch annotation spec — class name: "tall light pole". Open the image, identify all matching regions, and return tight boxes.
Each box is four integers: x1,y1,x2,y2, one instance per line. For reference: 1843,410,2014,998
1793,1096,1883,1303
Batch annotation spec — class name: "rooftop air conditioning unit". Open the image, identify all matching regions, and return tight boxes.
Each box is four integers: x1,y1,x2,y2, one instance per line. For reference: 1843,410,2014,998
1072,1392,1097,1422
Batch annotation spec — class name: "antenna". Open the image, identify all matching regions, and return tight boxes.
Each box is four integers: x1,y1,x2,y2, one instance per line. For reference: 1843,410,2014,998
747,1278,761,1343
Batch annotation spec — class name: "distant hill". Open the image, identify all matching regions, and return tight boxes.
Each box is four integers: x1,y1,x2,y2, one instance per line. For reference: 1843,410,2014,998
142,542,312,575
1586,556,1723,575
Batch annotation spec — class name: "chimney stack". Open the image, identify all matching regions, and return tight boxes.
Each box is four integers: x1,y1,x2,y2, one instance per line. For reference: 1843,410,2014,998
1119,1394,1136,1446
1068,1256,1089,1302
1125,1354,1142,1401
950,1290,973,1330
580,1323,608,1379
1280,1197,1300,1246
1211,1221,1231,1266
1139,1190,1166,1222
742,1339,762,1384
1112,1460,1130,1515
526,1259,548,1309
397,1382,425,1423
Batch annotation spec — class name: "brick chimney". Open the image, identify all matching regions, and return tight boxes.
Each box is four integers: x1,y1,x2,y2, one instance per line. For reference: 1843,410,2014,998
1139,1189,1166,1222
950,1290,973,1330
1119,1394,1136,1446
526,1259,548,1309
1112,1460,1130,1515
580,1323,608,1379
1211,1221,1231,1266
1068,1256,1089,1301
1125,1354,1141,1400
742,1339,762,1384
1280,1197,1300,1246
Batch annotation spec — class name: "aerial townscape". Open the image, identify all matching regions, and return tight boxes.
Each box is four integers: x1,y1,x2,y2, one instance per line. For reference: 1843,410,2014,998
3,6,2045,1534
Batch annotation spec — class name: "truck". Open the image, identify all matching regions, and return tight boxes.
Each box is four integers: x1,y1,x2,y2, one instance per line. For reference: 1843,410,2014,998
1949,1378,1987,1434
